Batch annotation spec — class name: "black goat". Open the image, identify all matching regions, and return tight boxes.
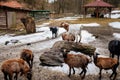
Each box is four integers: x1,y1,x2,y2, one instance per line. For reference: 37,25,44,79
108,40,120,61
49,27,58,38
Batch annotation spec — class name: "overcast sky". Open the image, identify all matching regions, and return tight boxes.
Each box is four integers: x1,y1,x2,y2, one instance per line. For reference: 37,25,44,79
48,0,54,3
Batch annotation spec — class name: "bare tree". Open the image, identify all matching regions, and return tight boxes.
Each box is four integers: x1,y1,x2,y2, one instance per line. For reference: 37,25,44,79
56,0,65,13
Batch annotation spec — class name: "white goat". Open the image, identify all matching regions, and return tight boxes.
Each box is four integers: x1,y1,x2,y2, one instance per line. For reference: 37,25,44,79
60,22,83,42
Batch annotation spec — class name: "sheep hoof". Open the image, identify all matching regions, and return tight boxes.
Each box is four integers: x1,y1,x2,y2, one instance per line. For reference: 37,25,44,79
68,75,71,77
99,77,101,80
109,76,113,80
73,72,75,75
81,76,85,79
60,64,63,67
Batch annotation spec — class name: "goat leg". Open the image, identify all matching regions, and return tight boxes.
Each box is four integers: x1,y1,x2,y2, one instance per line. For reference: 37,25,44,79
14,72,18,80
8,74,12,80
99,69,102,80
81,69,86,79
31,55,34,69
68,67,71,77
110,62,119,80
111,54,114,58
31,60,33,69
117,56,119,62
113,72,117,80
72,67,75,74
27,61,31,69
110,70,117,80
55,32,58,38
109,53,112,58
110,72,114,80
79,70,84,75
3,72,8,80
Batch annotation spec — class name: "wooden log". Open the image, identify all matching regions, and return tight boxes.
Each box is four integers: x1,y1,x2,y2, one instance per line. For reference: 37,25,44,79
39,41,96,66
52,41,96,56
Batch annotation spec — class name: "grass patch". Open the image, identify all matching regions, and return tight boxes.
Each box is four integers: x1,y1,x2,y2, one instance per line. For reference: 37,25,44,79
67,18,120,26
48,18,120,27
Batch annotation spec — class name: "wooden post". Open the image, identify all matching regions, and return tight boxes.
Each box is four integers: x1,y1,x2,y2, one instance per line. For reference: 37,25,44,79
96,7,99,18
84,8,87,18
109,8,112,18
5,10,8,29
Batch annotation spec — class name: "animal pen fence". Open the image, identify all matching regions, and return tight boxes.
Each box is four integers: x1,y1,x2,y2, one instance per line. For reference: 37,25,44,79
29,10,50,20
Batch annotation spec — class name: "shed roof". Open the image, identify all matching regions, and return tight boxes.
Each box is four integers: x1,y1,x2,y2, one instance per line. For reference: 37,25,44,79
84,0,114,8
0,1,23,8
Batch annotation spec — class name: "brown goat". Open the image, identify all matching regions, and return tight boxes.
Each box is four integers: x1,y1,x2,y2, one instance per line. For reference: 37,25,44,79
1,58,32,80
61,49,90,79
93,53,119,80
60,22,69,32
20,49,34,69
60,22,83,42
62,32,75,42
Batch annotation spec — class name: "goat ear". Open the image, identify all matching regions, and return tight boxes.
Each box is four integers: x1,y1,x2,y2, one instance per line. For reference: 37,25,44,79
96,53,100,55
60,48,64,52
64,49,70,53
60,48,70,53
63,49,67,52
93,52,99,57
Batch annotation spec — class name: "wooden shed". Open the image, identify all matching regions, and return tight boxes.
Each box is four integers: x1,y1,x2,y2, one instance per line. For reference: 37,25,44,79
0,1,31,29
84,0,114,18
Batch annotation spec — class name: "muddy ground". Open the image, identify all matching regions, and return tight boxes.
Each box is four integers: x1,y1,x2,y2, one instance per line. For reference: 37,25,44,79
0,26,120,80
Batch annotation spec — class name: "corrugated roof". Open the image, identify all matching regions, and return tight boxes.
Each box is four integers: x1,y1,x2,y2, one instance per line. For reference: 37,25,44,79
84,0,113,8
0,1,23,8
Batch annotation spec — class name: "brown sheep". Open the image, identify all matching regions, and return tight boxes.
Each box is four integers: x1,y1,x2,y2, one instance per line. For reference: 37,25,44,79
93,53,119,80
62,32,75,42
61,49,90,79
20,49,34,69
1,58,32,80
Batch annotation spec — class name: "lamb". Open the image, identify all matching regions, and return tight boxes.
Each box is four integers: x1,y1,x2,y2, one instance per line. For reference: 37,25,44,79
93,53,119,80
1,58,32,80
62,32,75,41
20,49,34,69
61,49,90,79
